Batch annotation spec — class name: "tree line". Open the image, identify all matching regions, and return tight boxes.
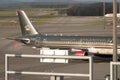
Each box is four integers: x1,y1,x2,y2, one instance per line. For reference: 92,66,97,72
30,2,68,8
31,2,120,16
67,3,120,16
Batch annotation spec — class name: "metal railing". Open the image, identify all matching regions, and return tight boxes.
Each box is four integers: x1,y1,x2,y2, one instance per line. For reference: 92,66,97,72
110,62,120,80
5,54,93,80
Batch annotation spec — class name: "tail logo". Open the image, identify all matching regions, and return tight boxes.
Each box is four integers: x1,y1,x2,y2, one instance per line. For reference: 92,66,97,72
25,25,31,31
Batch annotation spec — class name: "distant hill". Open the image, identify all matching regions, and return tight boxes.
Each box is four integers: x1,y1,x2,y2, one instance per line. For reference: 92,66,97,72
0,0,110,4
0,0,74,4
0,0,112,9
75,0,111,2
0,0,20,4
33,0,72,2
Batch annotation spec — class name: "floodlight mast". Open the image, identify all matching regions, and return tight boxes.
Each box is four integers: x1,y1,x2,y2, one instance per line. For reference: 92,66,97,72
113,0,118,80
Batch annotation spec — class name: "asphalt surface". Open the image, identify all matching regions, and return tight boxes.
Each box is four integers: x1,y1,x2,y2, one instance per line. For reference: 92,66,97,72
0,16,120,80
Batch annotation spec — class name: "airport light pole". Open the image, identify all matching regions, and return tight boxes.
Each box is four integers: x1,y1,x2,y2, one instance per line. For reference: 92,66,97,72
103,2,105,16
103,2,106,29
113,0,118,80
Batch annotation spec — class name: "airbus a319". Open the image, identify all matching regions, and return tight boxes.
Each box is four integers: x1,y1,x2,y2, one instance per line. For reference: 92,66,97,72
10,10,120,56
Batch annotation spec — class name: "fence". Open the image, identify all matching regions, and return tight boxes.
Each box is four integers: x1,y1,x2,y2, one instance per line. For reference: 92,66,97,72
5,54,93,80
110,62,120,80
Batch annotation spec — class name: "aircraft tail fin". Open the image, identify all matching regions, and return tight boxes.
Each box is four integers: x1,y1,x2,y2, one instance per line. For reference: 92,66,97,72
17,10,38,36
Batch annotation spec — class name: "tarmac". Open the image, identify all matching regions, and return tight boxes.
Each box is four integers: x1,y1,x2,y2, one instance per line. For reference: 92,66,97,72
0,16,120,80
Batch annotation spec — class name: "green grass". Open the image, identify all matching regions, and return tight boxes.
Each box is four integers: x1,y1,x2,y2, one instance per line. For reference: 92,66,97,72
0,8,108,27
0,10,16,18
0,8,57,26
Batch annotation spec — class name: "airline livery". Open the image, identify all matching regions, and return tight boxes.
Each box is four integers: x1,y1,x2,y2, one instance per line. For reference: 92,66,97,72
11,10,120,56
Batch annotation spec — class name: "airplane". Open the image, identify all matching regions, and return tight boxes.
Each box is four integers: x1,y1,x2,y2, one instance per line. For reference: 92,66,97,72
10,10,120,56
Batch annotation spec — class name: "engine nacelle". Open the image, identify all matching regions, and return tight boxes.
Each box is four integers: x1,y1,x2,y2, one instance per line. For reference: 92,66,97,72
71,49,88,56
75,50,85,56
